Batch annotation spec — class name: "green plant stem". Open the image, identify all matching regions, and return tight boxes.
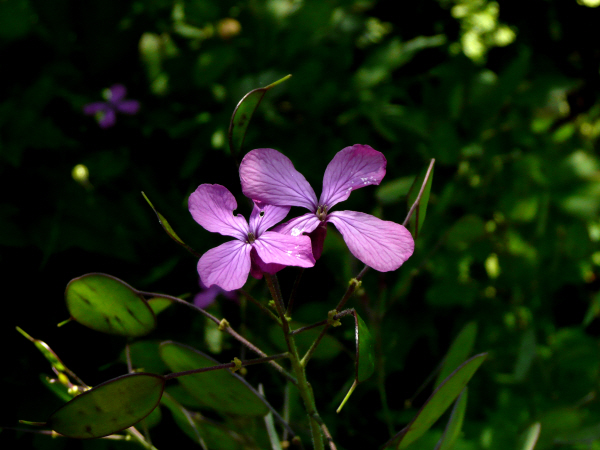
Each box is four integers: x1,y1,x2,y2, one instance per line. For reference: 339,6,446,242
239,289,282,325
264,273,326,450
286,268,304,317
300,266,369,367
137,291,297,386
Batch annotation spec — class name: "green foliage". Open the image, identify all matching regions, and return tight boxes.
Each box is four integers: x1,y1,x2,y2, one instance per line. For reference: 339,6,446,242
5,0,600,449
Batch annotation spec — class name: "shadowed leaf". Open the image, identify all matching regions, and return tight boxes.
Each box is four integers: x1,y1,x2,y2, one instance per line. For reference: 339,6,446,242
65,273,156,337
386,353,487,449
434,388,468,450
435,322,477,388
228,74,291,158
47,373,165,439
142,192,201,257
159,341,269,416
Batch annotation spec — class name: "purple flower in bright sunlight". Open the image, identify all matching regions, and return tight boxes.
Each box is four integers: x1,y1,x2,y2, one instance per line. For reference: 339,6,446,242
194,278,238,309
188,184,316,291
240,145,415,272
83,84,140,128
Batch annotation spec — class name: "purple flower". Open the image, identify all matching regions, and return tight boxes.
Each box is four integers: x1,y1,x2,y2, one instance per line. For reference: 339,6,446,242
83,84,140,128
239,145,415,272
188,184,316,291
194,278,238,309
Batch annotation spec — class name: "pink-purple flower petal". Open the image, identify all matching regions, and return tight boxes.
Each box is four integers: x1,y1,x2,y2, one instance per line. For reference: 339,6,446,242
115,99,140,115
327,211,414,272
198,240,252,290
252,231,316,269
271,212,321,236
319,144,386,208
109,84,127,102
98,108,117,128
240,148,318,211
188,184,249,240
83,102,108,115
248,201,290,237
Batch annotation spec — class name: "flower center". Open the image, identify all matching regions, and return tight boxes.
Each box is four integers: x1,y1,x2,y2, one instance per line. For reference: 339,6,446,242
316,204,328,221
247,231,256,244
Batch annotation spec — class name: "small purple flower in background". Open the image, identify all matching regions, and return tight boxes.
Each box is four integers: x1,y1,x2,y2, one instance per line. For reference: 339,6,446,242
83,84,140,128
188,184,316,291
194,278,237,309
240,145,415,272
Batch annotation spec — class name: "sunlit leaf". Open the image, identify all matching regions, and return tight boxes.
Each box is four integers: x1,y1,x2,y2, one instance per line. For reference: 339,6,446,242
435,322,477,388
16,327,67,372
47,373,165,439
519,422,541,450
376,176,415,204
434,388,468,450
386,353,487,449
159,341,269,416
142,192,201,257
228,74,291,158
406,159,435,238
65,273,156,337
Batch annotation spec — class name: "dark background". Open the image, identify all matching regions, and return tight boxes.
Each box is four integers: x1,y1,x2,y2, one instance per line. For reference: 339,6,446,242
3,0,600,448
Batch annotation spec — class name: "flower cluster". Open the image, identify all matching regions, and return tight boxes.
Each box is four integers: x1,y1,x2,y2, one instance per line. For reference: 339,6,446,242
189,145,415,291
83,84,139,128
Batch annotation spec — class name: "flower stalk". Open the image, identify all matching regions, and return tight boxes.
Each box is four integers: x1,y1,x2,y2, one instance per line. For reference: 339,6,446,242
264,273,326,450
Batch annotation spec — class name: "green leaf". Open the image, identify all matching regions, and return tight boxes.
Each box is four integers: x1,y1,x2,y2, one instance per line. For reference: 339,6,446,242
159,341,269,416
228,74,291,158
435,322,477,388
406,159,435,239
120,340,170,374
147,297,174,315
47,373,165,439
161,392,243,449
65,273,156,337
142,192,201,257
434,388,468,450
376,176,416,204
519,422,541,450
337,310,376,413
388,353,487,449
355,311,375,383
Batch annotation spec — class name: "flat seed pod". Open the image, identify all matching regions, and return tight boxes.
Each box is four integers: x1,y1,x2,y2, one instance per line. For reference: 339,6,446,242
159,341,269,416
48,373,165,439
65,273,156,337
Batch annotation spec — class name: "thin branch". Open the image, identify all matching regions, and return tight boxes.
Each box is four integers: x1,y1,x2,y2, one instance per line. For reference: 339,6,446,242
286,268,305,317
290,310,354,336
137,291,297,386
164,353,288,380
403,158,435,227
239,289,282,325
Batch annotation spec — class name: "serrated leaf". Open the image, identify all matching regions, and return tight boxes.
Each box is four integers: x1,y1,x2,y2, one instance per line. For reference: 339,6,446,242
435,322,477,388
387,353,487,449
228,74,291,158
142,192,201,257
434,388,468,450
65,273,156,337
406,159,435,239
159,341,269,416
47,373,165,439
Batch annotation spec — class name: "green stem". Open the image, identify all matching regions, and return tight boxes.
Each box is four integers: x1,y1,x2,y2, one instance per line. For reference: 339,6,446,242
239,289,282,325
301,266,369,367
264,273,326,450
